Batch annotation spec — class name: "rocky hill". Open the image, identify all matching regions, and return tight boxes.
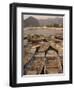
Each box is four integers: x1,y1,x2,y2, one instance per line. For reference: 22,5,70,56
23,16,63,27
23,16,40,27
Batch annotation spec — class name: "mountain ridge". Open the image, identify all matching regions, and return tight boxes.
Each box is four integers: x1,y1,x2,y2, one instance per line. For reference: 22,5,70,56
23,16,63,27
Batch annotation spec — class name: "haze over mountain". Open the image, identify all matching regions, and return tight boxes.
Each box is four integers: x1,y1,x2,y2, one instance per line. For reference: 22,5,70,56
23,16,63,27
39,17,63,26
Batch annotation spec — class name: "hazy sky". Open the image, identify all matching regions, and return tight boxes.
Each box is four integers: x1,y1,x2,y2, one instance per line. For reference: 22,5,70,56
23,14,63,20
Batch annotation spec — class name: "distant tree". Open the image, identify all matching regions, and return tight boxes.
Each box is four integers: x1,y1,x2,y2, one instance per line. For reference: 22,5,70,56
60,24,63,28
53,24,59,27
46,24,63,28
46,24,53,27
46,25,50,27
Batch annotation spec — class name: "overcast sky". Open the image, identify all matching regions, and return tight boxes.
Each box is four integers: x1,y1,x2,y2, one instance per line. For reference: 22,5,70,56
23,14,63,20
